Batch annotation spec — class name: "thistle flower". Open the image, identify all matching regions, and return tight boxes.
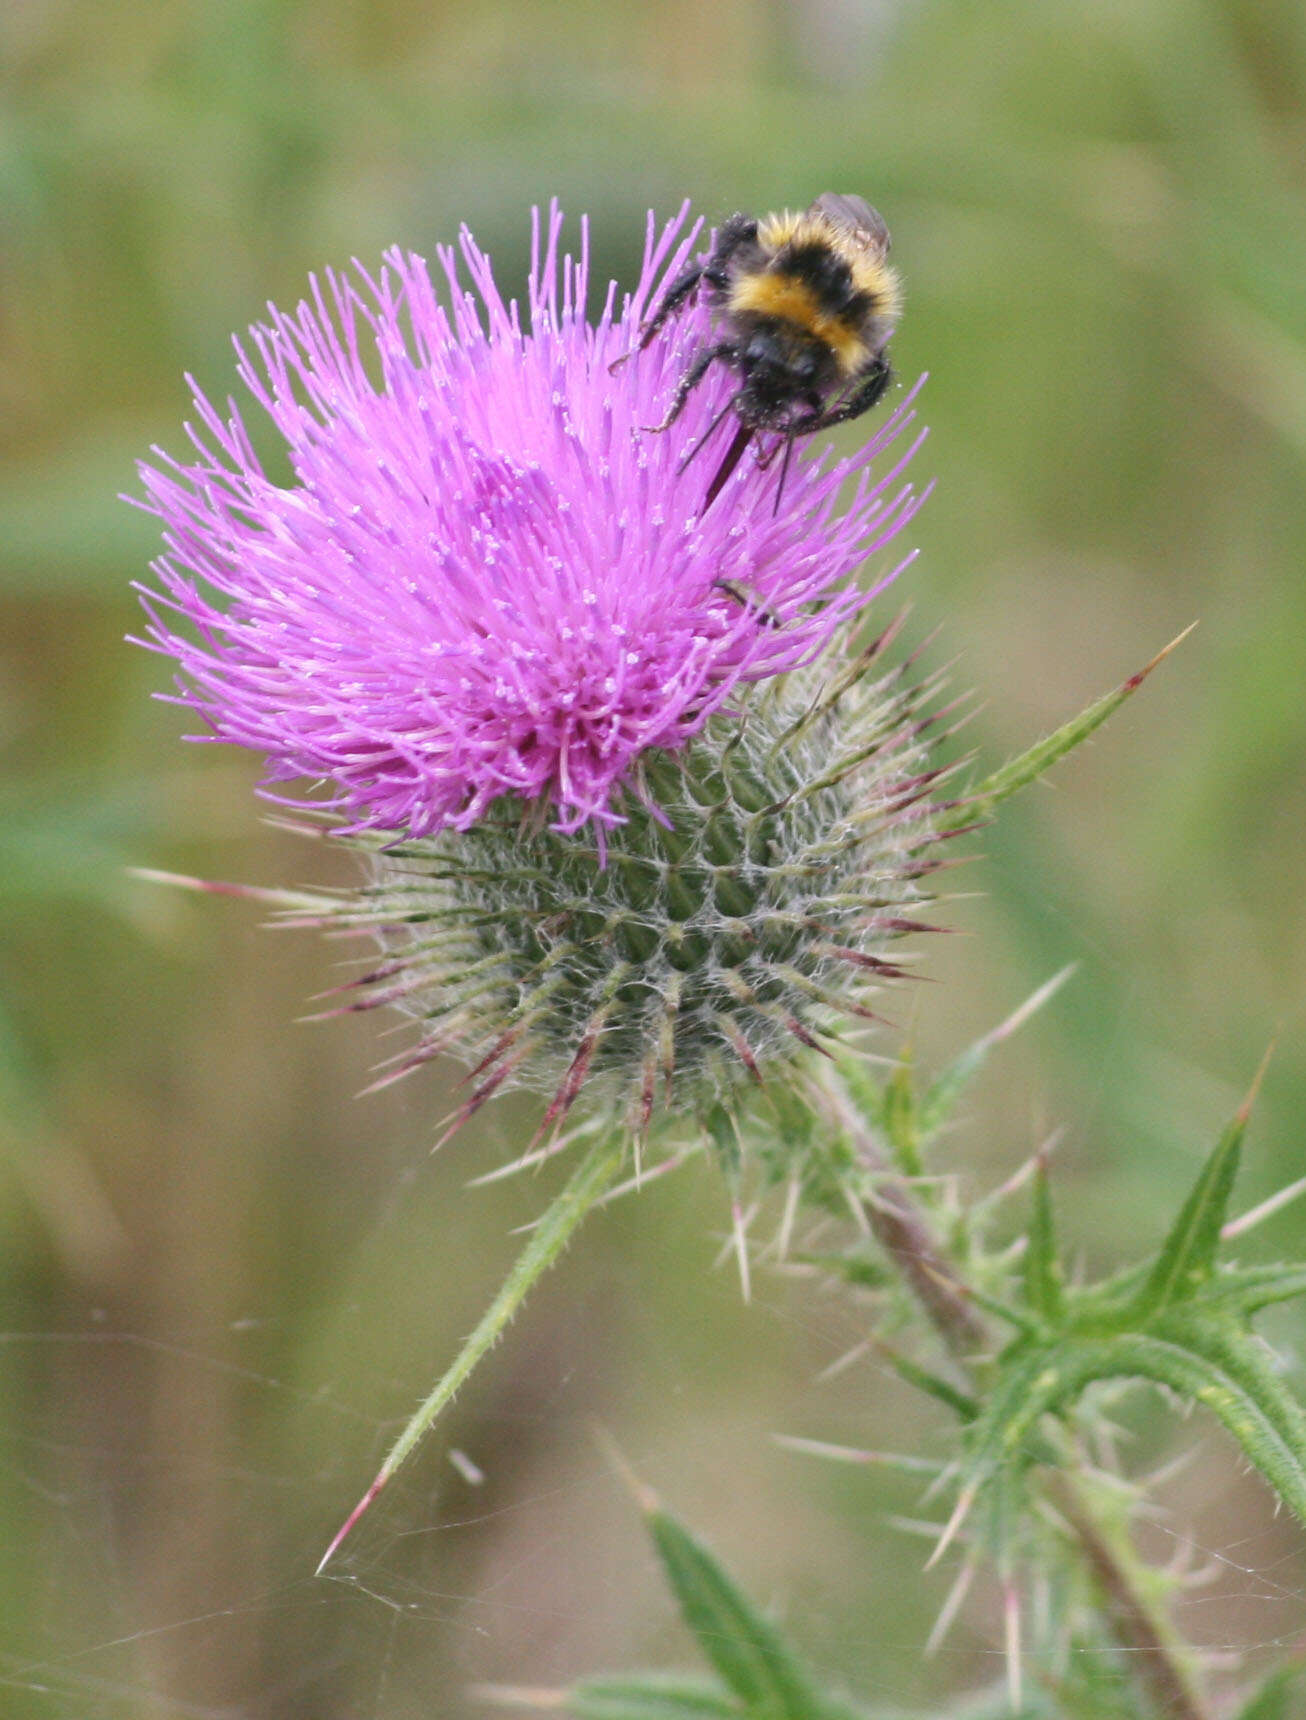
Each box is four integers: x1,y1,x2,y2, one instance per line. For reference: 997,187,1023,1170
133,203,925,838
134,203,945,1145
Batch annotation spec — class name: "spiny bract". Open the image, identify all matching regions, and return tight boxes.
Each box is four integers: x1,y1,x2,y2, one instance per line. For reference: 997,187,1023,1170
290,623,950,1147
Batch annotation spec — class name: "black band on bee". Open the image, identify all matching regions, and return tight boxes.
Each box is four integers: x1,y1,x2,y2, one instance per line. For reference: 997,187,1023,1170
774,241,855,308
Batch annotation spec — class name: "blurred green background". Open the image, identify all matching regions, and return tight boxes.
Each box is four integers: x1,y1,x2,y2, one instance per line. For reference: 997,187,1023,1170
2,1,1305,1715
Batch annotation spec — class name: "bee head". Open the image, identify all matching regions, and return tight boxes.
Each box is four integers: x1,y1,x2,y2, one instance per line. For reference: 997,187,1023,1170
731,325,831,429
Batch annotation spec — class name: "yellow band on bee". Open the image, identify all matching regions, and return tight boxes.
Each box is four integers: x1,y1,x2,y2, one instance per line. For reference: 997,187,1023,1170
755,210,901,313
727,273,871,373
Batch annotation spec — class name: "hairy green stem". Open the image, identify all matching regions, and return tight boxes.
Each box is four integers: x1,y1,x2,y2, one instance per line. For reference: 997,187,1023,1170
818,1067,1211,1720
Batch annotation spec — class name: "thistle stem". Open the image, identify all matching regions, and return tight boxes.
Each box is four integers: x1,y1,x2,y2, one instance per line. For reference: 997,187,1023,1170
822,1072,986,1357
1046,1473,1213,1720
817,1067,1212,1720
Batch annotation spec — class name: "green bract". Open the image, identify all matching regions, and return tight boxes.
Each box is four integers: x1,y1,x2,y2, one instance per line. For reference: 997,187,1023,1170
303,628,948,1147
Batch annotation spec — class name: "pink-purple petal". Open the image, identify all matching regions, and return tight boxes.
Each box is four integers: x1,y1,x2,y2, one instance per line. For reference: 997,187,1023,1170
135,202,927,837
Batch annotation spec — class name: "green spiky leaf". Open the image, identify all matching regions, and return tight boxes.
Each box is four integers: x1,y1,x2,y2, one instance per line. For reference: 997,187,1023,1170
941,1065,1306,1568
1194,1263,1306,1318
1147,1308,1306,1523
958,1310,1306,1553
1134,1111,1247,1317
940,629,1193,833
643,1501,830,1719
1023,1160,1064,1325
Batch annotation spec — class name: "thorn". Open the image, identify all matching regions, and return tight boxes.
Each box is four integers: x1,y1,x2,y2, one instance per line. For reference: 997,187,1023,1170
660,983,681,1102
466,1120,600,1188
1235,1038,1277,1128
885,1513,953,1540
815,1337,871,1383
843,1183,873,1238
589,1422,660,1515
862,605,913,665
783,1014,832,1056
926,1557,976,1657
987,1127,1067,1205
816,944,923,980
309,961,407,1000
867,915,956,937
935,819,988,844
772,1434,944,1474
526,1020,604,1153
985,966,1078,1048
128,867,286,902
467,1684,567,1710
316,1467,389,1574
638,1052,657,1142
925,1480,978,1570
1223,1172,1306,1241
720,1019,763,1084
456,1028,523,1089
300,983,421,1022
775,1176,801,1260
592,1151,690,1211
1004,1576,1023,1712
356,1044,447,1098
1122,618,1199,692
732,1199,752,1303
433,1055,522,1149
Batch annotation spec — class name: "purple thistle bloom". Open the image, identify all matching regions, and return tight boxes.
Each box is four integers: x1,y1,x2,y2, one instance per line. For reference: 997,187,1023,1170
134,203,927,838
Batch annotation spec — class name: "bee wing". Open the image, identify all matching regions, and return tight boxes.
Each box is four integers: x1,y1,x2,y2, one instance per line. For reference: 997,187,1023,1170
811,192,892,258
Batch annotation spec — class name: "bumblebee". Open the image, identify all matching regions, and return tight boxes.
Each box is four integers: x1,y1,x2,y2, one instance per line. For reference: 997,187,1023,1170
626,193,902,511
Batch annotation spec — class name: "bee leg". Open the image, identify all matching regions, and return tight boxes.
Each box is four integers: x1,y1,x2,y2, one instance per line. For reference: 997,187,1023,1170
609,265,706,372
702,213,759,283
653,215,757,324
642,342,737,434
611,216,758,371
754,432,794,472
771,433,797,516
797,357,893,432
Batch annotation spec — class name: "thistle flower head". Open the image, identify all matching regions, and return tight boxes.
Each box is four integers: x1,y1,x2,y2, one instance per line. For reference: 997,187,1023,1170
134,202,949,1146
134,203,926,837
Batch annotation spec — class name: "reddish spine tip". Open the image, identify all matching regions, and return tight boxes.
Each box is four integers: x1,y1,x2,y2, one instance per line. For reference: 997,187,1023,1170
316,1468,390,1574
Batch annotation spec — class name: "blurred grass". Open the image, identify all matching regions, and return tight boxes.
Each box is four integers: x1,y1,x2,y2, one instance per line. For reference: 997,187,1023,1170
2,1,1305,1716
